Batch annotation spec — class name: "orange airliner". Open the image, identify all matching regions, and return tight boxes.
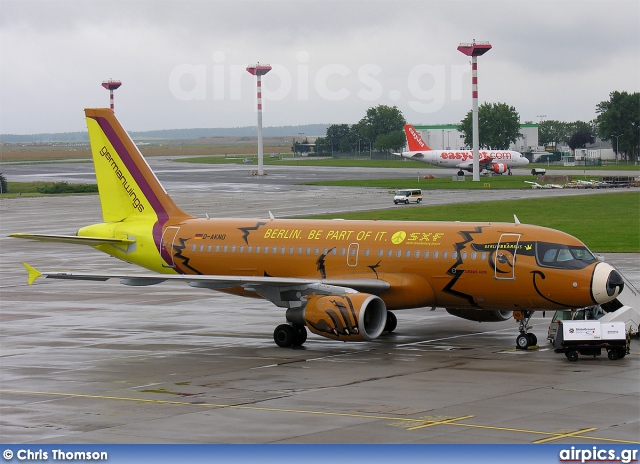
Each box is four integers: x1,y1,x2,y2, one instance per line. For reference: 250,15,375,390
11,109,625,349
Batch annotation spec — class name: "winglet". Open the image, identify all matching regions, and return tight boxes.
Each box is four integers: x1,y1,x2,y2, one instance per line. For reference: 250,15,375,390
23,262,42,285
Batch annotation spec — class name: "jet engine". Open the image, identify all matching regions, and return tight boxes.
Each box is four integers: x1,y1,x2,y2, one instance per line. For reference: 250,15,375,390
492,163,508,174
304,293,387,341
446,308,512,322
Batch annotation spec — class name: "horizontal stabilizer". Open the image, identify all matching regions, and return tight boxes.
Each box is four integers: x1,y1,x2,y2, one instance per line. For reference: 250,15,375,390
10,233,135,246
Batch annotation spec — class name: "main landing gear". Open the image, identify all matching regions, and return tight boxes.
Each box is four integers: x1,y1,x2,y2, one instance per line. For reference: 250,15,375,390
271,311,398,348
273,324,307,348
514,310,537,349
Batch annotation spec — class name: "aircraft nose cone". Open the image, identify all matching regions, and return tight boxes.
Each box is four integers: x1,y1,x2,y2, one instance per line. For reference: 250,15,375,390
591,263,624,304
606,269,624,297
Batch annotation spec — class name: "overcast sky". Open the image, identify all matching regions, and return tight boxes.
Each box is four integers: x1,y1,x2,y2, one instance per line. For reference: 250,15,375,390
1,0,638,134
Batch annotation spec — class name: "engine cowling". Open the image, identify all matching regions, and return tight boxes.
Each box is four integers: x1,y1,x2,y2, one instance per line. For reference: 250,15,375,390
446,308,512,322
492,163,508,174
304,293,387,341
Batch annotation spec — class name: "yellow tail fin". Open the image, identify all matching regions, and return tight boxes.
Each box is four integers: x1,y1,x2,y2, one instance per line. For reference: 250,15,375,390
85,108,189,223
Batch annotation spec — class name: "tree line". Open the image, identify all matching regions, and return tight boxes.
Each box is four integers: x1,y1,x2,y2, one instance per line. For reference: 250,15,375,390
314,91,639,161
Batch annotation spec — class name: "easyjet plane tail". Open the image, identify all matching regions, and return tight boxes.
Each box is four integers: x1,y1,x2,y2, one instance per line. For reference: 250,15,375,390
403,124,431,152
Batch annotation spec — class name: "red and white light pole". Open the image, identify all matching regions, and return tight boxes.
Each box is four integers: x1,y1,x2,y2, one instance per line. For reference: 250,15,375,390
457,41,491,181
101,79,122,110
246,64,272,176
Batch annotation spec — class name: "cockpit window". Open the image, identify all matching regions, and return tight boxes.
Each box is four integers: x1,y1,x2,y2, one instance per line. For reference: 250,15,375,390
536,242,597,270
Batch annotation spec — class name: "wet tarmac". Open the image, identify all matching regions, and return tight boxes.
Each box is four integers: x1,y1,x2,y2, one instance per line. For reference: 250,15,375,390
0,162,638,444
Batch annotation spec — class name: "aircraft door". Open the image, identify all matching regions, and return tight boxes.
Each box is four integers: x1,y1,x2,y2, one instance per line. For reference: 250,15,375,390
160,226,180,268
493,233,521,280
347,243,359,267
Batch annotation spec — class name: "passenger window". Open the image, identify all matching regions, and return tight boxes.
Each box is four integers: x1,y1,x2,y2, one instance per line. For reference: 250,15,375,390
387,250,393,257
231,246,236,253
378,249,383,257
365,249,370,257
452,251,457,259
298,247,302,254
215,245,220,253
405,250,411,258
306,247,311,255
414,250,420,258
239,246,244,253
223,245,228,253
396,250,402,258
281,246,286,254
424,251,429,258
255,246,260,253
248,246,252,253
481,252,486,260
433,251,439,259
207,245,212,253
443,251,448,259
272,247,277,254
191,245,196,252
471,252,476,260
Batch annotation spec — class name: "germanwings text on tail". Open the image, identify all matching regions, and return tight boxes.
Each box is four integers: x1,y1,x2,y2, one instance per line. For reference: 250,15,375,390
11,109,624,349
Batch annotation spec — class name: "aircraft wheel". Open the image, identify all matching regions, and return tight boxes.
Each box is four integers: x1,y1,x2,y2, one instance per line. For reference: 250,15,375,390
457,170,465,176
292,325,307,346
607,349,619,361
516,333,530,350
384,312,397,333
527,333,538,346
565,350,579,362
274,324,295,347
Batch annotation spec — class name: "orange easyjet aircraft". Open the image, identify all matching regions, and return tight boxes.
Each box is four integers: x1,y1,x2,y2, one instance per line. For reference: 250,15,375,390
11,109,626,349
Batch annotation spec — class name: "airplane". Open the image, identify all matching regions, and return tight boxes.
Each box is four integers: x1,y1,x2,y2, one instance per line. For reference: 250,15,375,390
11,108,625,350
397,124,529,176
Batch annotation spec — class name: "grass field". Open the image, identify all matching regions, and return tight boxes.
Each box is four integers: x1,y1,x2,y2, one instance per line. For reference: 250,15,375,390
303,191,640,253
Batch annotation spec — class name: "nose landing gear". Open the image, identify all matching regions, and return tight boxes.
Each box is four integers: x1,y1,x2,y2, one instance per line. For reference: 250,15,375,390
514,310,537,349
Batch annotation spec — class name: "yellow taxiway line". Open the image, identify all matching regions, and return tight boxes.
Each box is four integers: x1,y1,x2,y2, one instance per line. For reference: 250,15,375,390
2,389,638,445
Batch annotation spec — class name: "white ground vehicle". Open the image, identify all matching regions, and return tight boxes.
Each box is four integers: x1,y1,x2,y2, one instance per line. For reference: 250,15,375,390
393,189,422,205
553,320,628,362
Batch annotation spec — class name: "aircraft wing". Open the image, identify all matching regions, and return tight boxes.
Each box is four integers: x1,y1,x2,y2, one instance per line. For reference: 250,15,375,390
21,263,390,306
456,158,495,170
10,233,135,246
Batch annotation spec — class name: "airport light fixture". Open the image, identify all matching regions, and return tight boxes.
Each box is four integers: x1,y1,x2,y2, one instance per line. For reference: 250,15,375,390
612,134,623,164
101,79,122,110
246,64,272,176
457,40,492,181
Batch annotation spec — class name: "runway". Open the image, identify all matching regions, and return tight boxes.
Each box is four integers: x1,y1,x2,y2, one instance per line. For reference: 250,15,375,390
0,161,638,444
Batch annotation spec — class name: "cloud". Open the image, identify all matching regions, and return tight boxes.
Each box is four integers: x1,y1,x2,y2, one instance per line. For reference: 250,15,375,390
1,0,638,133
